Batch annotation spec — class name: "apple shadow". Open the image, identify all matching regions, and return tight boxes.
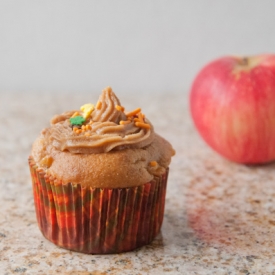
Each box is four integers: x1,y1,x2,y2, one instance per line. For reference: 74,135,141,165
185,160,275,257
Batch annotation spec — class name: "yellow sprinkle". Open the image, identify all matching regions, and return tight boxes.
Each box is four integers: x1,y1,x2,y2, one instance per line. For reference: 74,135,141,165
126,108,141,117
96,101,102,110
71,112,79,118
135,122,151,129
80,103,94,112
80,103,95,119
149,161,158,167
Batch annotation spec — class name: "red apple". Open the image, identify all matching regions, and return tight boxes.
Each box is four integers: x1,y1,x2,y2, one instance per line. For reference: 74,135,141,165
190,54,275,164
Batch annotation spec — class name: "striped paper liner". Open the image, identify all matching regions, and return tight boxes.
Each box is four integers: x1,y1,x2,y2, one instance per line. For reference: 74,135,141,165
28,156,168,254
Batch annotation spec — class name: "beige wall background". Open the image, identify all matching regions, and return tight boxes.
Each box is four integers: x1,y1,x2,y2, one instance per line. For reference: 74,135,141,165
1,0,275,95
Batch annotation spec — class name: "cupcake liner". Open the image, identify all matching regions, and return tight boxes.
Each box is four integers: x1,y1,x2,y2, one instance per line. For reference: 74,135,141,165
28,156,168,254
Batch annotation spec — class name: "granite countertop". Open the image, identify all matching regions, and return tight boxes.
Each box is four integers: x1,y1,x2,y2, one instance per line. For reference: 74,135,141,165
1,91,275,275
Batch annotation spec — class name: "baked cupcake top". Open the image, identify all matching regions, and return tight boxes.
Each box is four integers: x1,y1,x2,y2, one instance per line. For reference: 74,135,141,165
31,87,175,188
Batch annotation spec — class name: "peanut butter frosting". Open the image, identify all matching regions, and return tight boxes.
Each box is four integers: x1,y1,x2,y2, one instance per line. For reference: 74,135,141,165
31,87,175,188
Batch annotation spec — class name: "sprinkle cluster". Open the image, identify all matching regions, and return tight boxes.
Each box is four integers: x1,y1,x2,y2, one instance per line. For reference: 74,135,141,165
121,107,151,129
69,101,151,135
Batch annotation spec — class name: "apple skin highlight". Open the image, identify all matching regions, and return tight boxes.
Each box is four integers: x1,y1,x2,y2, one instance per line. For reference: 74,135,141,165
190,54,275,164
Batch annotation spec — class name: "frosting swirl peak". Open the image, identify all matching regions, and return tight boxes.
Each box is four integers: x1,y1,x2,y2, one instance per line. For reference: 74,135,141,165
92,86,125,123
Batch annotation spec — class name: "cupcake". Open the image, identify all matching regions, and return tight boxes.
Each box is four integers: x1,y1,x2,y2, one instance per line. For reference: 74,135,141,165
29,86,175,254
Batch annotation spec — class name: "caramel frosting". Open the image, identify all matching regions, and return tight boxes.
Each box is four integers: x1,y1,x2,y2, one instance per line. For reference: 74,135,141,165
31,87,175,188
48,87,154,154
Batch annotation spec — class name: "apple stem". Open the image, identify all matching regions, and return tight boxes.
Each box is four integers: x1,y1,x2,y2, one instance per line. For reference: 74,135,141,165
240,57,249,66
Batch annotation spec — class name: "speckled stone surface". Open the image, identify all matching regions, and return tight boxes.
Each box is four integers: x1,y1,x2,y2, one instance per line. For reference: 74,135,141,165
1,91,275,274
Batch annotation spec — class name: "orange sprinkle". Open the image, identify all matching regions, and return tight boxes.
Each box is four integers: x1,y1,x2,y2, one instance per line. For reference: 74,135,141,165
96,101,102,110
85,132,91,137
135,122,151,129
119,120,131,125
39,156,54,168
81,125,86,130
73,127,78,132
115,105,123,112
149,161,158,167
138,112,144,123
71,112,79,118
76,129,82,134
126,108,141,117
86,124,92,130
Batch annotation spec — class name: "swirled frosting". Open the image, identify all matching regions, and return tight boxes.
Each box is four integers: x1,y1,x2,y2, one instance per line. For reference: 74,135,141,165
47,87,154,154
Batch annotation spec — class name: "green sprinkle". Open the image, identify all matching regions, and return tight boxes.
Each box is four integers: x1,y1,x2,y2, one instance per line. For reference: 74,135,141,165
69,116,85,125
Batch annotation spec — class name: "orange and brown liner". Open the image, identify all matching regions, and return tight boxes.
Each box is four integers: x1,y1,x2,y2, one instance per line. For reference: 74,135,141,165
28,156,168,254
